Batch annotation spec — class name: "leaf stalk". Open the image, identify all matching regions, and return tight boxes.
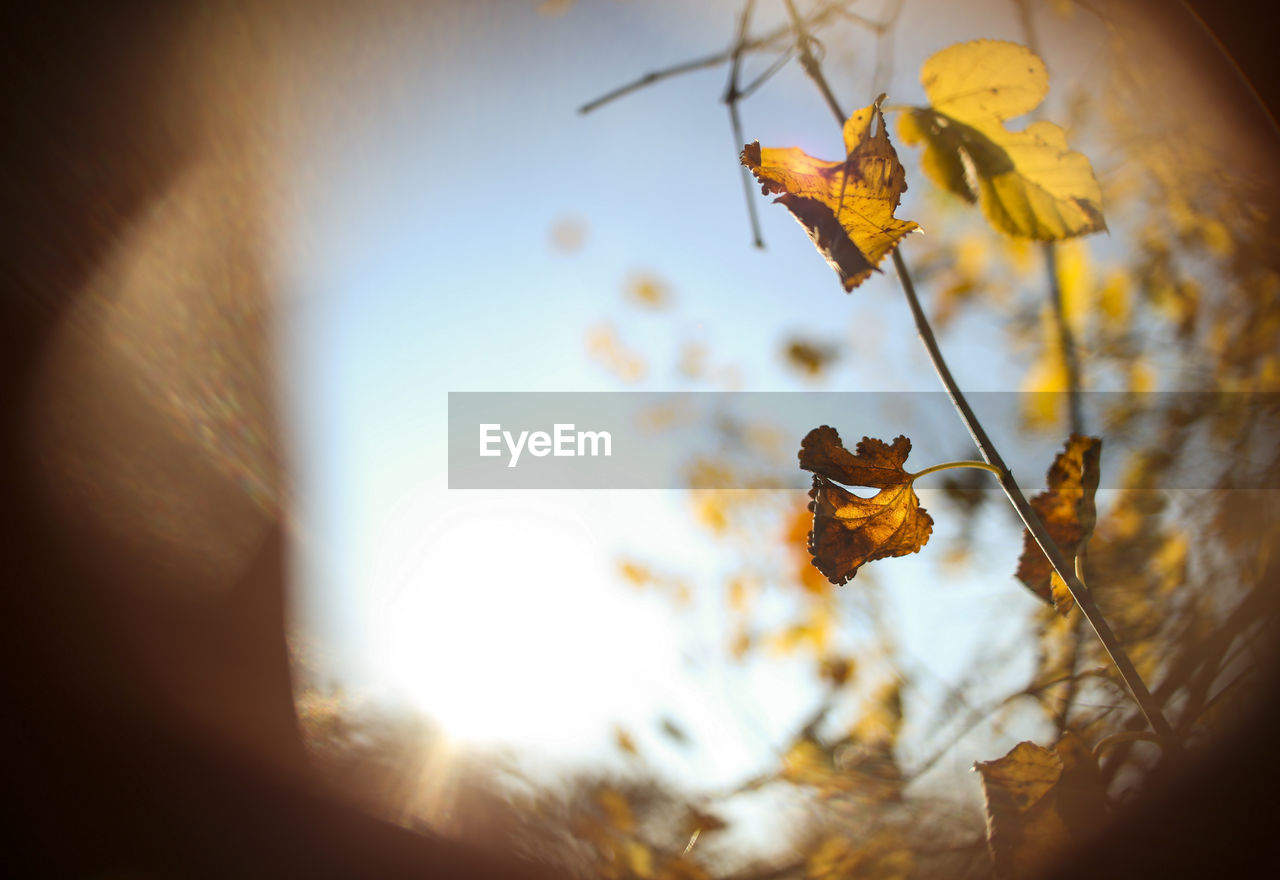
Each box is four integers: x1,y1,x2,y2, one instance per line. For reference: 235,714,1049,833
911,460,1003,481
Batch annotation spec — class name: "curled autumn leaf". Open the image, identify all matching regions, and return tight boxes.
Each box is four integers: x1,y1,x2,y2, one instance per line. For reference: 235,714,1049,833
742,97,918,292
897,40,1105,240
799,426,933,585
1016,434,1102,613
976,732,1106,879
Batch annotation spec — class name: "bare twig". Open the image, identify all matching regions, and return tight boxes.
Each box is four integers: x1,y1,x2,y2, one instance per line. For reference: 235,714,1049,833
1013,0,1087,437
1042,243,1087,434
725,0,765,248
578,0,860,115
739,47,793,100
783,0,847,125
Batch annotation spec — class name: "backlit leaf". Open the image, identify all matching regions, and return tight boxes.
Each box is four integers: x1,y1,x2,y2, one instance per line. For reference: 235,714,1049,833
1016,434,1102,612
742,98,919,292
976,732,1106,879
898,40,1105,240
799,426,933,585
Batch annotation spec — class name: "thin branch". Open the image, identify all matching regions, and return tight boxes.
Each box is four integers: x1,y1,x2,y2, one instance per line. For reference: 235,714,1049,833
1043,243,1087,434
1013,0,1087,436
869,0,905,99
578,0,859,115
739,47,794,100
784,0,847,122
891,246,1177,747
725,0,765,248
579,51,744,115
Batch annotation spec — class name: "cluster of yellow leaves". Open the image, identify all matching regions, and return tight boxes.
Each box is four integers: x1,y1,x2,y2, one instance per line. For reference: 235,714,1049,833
742,98,918,292
798,426,933,585
898,40,1105,241
976,732,1106,879
1015,434,1102,613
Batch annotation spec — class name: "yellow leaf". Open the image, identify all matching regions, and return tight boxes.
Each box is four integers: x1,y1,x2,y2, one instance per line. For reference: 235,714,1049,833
613,726,639,757
798,426,934,585
742,98,918,292
625,271,672,310
976,732,1106,879
898,40,1105,240
1016,434,1102,612
624,840,654,879
1054,240,1091,336
619,560,651,587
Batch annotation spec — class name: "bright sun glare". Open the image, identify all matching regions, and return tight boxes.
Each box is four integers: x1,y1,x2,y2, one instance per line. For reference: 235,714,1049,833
368,494,677,750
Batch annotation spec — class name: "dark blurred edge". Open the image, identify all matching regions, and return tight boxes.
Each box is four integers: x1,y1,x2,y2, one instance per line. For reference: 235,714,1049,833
1045,2,1280,878
0,2,549,877
1184,0,1280,136
1,1,1277,878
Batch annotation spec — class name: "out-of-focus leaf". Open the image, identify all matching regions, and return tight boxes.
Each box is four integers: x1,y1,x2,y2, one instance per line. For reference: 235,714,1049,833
898,40,1105,240
976,732,1106,879
587,322,648,382
742,98,918,292
1016,434,1102,612
625,271,672,310
798,426,934,585
659,716,689,745
819,655,855,687
548,214,587,252
613,726,639,757
784,337,840,377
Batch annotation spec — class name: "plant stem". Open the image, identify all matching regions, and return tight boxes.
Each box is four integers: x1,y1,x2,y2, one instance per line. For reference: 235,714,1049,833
787,6,1176,746
891,247,1177,746
911,460,1003,480
1043,242,1086,435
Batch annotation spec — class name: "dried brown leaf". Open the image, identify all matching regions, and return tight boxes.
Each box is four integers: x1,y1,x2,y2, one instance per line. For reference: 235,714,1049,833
976,732,1106,879
1016,434,1102,612
799,426,933,585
